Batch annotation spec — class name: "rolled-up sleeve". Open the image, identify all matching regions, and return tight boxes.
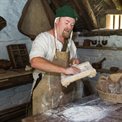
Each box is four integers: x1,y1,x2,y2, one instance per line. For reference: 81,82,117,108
29,34,47,61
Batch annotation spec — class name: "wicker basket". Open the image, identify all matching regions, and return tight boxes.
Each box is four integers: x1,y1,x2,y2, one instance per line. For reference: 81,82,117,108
96,86,122,103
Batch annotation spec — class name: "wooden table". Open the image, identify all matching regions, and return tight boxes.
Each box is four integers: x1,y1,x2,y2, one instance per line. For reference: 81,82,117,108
22,95,122,122
0,69,33,121
0,69,33,90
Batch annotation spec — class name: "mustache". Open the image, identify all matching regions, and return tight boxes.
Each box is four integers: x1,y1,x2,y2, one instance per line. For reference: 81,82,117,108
63,30,72,37
64,29,72,33
62,30,72,39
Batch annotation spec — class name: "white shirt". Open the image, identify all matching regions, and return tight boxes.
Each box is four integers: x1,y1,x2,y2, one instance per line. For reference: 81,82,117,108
29,32,77,84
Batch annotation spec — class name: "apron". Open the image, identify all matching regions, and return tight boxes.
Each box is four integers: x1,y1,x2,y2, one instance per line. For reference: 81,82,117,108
32,50,76,115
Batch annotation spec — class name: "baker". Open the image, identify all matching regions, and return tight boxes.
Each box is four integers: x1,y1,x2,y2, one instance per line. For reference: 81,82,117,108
29,5,84,115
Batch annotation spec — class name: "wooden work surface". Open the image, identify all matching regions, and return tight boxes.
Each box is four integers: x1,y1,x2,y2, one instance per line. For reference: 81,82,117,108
22,95,122,122
0,69,32,80
0,69,33,90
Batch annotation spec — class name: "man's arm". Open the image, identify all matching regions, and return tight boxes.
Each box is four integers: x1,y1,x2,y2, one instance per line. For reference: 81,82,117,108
30,57,80,75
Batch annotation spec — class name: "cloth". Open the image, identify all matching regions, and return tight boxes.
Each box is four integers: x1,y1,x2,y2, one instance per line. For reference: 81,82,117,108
32,50,76,115
55,5,78,19
29,32,77,82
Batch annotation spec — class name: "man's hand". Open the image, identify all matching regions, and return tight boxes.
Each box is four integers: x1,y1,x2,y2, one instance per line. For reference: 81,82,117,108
63,58,81,75
70,58,80,65
64,66,81,75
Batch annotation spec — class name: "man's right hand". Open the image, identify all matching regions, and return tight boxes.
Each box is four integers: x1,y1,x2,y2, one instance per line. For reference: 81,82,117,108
64,66,81,75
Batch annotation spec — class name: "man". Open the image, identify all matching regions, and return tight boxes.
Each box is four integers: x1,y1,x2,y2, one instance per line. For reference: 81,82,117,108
29,5,83,115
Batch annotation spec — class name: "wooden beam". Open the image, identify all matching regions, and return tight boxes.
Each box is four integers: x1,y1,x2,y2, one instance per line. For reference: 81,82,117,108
81,0,98,29
112,0,122,10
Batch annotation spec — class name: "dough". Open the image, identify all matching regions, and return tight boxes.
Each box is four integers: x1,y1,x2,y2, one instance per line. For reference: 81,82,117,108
61,61,96,87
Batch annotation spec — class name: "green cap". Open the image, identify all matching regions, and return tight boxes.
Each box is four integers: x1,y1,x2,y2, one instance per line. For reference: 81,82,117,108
55,5,78,19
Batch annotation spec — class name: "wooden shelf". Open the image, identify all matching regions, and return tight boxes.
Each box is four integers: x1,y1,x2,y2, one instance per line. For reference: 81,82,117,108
97,69,111,73
78,29,122,36
77,46,122,51
0,102,29,122
96,68,122,74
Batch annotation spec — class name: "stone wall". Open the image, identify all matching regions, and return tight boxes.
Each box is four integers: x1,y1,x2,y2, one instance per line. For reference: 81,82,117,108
0,0,31,59
0,84,32,111
0,0,32,111
75,34,122,94
75,35,122,69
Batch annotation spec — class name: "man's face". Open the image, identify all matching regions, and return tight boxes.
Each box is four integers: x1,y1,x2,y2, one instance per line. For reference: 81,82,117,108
56,17,76,39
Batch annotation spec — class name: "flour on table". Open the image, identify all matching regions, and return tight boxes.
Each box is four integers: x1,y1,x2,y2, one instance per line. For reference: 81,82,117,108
61,105,108,121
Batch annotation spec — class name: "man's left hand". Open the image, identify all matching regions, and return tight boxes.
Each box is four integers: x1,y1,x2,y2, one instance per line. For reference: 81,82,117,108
70,58,80,65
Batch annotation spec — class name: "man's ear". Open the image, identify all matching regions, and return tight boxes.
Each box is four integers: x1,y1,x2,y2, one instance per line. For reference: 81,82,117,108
54,17,60,24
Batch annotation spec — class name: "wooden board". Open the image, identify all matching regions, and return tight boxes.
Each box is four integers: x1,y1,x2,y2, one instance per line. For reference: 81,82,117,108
7,44,29,69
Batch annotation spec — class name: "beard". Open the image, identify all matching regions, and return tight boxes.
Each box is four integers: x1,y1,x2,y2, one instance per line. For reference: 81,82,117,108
62,29,72,39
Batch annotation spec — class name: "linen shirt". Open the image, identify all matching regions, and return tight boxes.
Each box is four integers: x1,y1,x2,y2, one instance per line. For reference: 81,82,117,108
30,32,77,61
29,32,77,82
